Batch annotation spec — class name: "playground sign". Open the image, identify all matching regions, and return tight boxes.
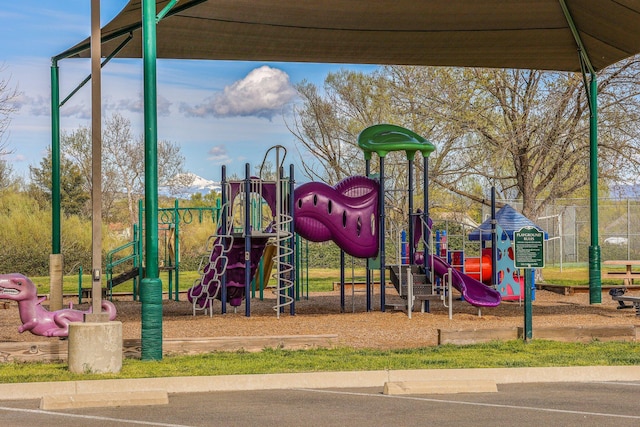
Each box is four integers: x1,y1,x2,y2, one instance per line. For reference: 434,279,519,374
514,227,544,269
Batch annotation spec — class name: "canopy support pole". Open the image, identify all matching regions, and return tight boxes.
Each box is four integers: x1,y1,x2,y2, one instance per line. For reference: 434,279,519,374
587,72,601,304
559,0,601,304
49,61,63,312
141,0,163,360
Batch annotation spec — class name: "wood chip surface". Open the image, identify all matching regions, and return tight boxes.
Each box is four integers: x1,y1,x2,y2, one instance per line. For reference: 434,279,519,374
1,288,638,350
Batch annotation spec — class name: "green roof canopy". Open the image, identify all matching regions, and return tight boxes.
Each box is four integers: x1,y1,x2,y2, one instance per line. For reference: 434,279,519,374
58,0,640,73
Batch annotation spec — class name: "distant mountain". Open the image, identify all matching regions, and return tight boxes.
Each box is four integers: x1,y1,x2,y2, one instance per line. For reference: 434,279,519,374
160,173,221,198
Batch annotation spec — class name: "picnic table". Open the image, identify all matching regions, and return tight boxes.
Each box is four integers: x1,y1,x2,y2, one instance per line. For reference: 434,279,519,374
602,260,640,286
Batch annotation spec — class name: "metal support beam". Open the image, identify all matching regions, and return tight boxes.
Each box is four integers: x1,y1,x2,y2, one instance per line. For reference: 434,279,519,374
157,0,181,22
50,63,61,255
244,163,252,317
90,0,104,317
141,0,163,360
407,154,414,264
60,33,133,107
559,0,600,303
588,73,601,303
379,156,386,311
365,158,372,312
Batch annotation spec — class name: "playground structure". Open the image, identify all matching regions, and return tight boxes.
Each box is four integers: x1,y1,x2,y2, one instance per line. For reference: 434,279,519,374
425,222,526,303
90,124,561,320
187,146,295,317
179,124,503,317
102,173,548,314
66,122,559,322
357,125,501,314
469,204,548,300
99,124,510,318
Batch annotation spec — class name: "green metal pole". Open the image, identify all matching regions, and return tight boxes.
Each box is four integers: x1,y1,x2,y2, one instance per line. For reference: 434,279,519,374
174,199,180,301
50,62,61,254
140,0,163,360
588,73,601,304
523,268,532,341
559,0,601,304
48,61,64,312
78,266,83,304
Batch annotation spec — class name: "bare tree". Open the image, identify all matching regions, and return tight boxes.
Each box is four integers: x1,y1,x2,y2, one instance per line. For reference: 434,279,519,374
290,60,640,219
62,125,119,220
102,113,187,225
0,65,21,188
290,71,418,226
39,113,188,226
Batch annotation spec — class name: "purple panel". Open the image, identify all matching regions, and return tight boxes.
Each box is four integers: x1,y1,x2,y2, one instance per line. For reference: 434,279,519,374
188,236,269,308
229,179,277,217
294,176,379,258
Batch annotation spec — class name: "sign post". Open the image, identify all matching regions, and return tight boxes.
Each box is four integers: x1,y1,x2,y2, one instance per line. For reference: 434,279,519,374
514,226,545,342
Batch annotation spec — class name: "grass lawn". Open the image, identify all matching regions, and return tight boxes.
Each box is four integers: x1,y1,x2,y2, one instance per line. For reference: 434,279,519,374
1,340,639,383
540,264,631,287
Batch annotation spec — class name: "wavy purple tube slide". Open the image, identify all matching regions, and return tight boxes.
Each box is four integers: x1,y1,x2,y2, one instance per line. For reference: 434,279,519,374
293,176,379,259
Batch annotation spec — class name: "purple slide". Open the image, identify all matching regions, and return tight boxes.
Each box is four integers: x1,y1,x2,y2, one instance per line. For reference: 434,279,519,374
430,254,501,307
188,235,269,308
294,176,379,258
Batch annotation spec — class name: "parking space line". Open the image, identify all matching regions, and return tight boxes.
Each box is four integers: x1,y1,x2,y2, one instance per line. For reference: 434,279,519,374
594,381,640,387
297,388,640,421
0,406,193,427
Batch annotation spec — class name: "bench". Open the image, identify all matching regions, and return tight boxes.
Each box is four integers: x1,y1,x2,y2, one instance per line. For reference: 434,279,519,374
602,260,640,286
609,288,640,316
80,288,108,300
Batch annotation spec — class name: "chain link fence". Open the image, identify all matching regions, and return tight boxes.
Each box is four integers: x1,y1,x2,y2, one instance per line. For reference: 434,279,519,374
481,198,640,266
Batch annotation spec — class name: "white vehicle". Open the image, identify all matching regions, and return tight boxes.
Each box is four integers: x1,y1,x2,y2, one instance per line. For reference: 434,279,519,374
604,237,628,245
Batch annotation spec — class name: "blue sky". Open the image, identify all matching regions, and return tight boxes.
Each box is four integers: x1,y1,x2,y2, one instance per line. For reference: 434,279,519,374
1,1,378,182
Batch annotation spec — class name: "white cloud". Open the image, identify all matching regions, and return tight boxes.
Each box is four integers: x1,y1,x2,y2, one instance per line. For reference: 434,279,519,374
207,144,231,165
60,103,90,119
180,66,298,120
107,93,172,117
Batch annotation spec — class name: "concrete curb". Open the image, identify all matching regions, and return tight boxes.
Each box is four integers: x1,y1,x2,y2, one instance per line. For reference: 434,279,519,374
2,366,640,401
383,379,497,395
40,390,168,410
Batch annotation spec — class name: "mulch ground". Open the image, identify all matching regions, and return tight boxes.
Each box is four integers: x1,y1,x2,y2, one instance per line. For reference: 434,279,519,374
2,286,639,350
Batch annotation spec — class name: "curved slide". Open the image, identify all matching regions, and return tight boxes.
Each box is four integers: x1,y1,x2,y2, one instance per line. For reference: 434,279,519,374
430,255,501,307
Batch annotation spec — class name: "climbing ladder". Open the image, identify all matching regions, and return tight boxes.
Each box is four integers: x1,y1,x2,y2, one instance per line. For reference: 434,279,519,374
188,223,234,316
259,146,294,317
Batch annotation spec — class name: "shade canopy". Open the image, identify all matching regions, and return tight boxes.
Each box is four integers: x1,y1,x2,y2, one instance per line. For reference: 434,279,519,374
58,0,640,73
469,205,548,241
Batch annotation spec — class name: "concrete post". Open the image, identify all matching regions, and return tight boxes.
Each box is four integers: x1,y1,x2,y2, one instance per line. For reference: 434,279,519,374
68,321,123,374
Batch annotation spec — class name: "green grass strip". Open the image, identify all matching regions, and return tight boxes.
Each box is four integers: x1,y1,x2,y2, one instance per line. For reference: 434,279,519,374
1,340,639,384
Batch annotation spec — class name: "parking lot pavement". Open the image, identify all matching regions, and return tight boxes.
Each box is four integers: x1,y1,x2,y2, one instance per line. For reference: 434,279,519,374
1,381,640,426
